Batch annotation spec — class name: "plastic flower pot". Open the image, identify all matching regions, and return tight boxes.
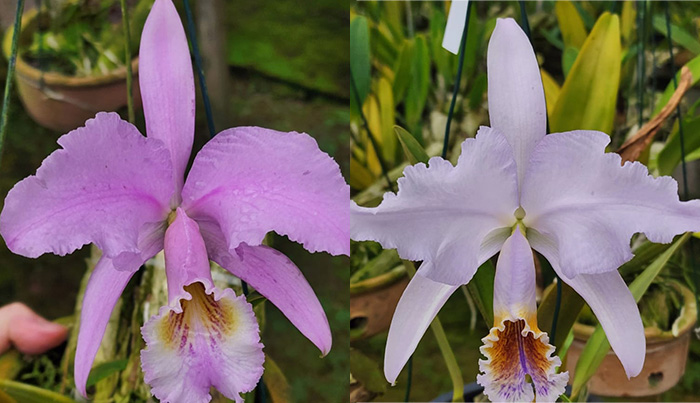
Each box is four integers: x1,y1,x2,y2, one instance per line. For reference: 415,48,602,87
2,9,140,133
350,265,408,341
566,281,697,397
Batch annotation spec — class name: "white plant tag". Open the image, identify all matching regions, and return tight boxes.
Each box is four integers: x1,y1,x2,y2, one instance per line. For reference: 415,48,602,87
442,0,469,54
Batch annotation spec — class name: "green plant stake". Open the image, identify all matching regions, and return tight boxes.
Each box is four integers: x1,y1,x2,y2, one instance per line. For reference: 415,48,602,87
0,0,25,166
119,0,135,124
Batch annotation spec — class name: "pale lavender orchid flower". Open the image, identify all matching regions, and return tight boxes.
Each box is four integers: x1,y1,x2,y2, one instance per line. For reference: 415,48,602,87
0,0,348,402
351,18,700,402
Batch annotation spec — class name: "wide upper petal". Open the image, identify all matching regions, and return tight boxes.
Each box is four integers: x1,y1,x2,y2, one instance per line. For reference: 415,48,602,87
200,219,332,356
351,126,518,285
139,0,195,200
181,127,349,256
529,229,645,378
384,262,458,384
0,112,173,262
487,18,547,185
521,130,700,278
74,256,140,397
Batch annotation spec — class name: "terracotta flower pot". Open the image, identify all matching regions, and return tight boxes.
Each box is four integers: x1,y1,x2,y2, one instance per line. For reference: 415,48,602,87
565,282,697,397
350,265,409,341
2,9,140,133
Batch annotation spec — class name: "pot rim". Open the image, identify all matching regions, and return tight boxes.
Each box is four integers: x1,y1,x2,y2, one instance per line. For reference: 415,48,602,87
572,280,697,344
2,8,139,88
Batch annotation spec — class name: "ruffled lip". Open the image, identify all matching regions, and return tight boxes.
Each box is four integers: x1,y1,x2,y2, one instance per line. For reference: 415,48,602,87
477,317,568,403
141,281,264,403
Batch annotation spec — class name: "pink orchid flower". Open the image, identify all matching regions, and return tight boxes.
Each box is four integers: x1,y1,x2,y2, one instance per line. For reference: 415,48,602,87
351,18,700,402
0,1,348,402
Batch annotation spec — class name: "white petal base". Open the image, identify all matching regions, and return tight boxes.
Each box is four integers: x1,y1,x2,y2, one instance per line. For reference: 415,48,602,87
141,282,264,403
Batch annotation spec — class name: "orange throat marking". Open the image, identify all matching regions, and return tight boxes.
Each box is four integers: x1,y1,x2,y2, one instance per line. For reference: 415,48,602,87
157,282,238,350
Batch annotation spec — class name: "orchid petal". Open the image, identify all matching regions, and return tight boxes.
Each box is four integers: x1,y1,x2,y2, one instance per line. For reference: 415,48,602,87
384,263,458,384
352,127,518,285
163,208,213,304
75,257,139,397
492,229,537,321
144,211,263,402
528,229,645,378
478,230,567,402
0,112,172,262
139,0,195,199
141,283,264,403
200,220,332,355
181,127,349,256
487,18,547,184
521,130,700,278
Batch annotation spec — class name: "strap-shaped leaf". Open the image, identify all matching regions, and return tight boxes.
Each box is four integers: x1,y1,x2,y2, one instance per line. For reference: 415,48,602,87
550,12,621,135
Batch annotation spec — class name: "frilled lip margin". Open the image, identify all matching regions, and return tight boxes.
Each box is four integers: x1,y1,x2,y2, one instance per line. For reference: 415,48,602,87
477,318,568,402
141,281,264,403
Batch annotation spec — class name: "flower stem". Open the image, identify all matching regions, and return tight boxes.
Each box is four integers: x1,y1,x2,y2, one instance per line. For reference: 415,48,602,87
404,262,464,402
518,1,531,40
0,0,25,167
119,0,135,124
443,1,472,159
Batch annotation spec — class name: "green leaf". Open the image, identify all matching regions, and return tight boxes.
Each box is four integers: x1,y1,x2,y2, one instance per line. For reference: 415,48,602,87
654,54,700,117
0,388,14,403
85,359,128,387
537,281,585,352
351,16,371,112
657,116,700,176
467,72,487,110
350,349,387,395
369,22,399,68
620,0,636,46
430,7,452,83
555,1,587,49
561,46,579,77
570,233,691,399
550,12,621,135
0,350,22,380
618,241,673,277
392,40,415,106
262,355,291,403
382,1,404,43
466,260,495,326
378,77,396,165
404,34,430,137
394,125,429,165
652,15,700,55
0,380,75,403
541,70,561,120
